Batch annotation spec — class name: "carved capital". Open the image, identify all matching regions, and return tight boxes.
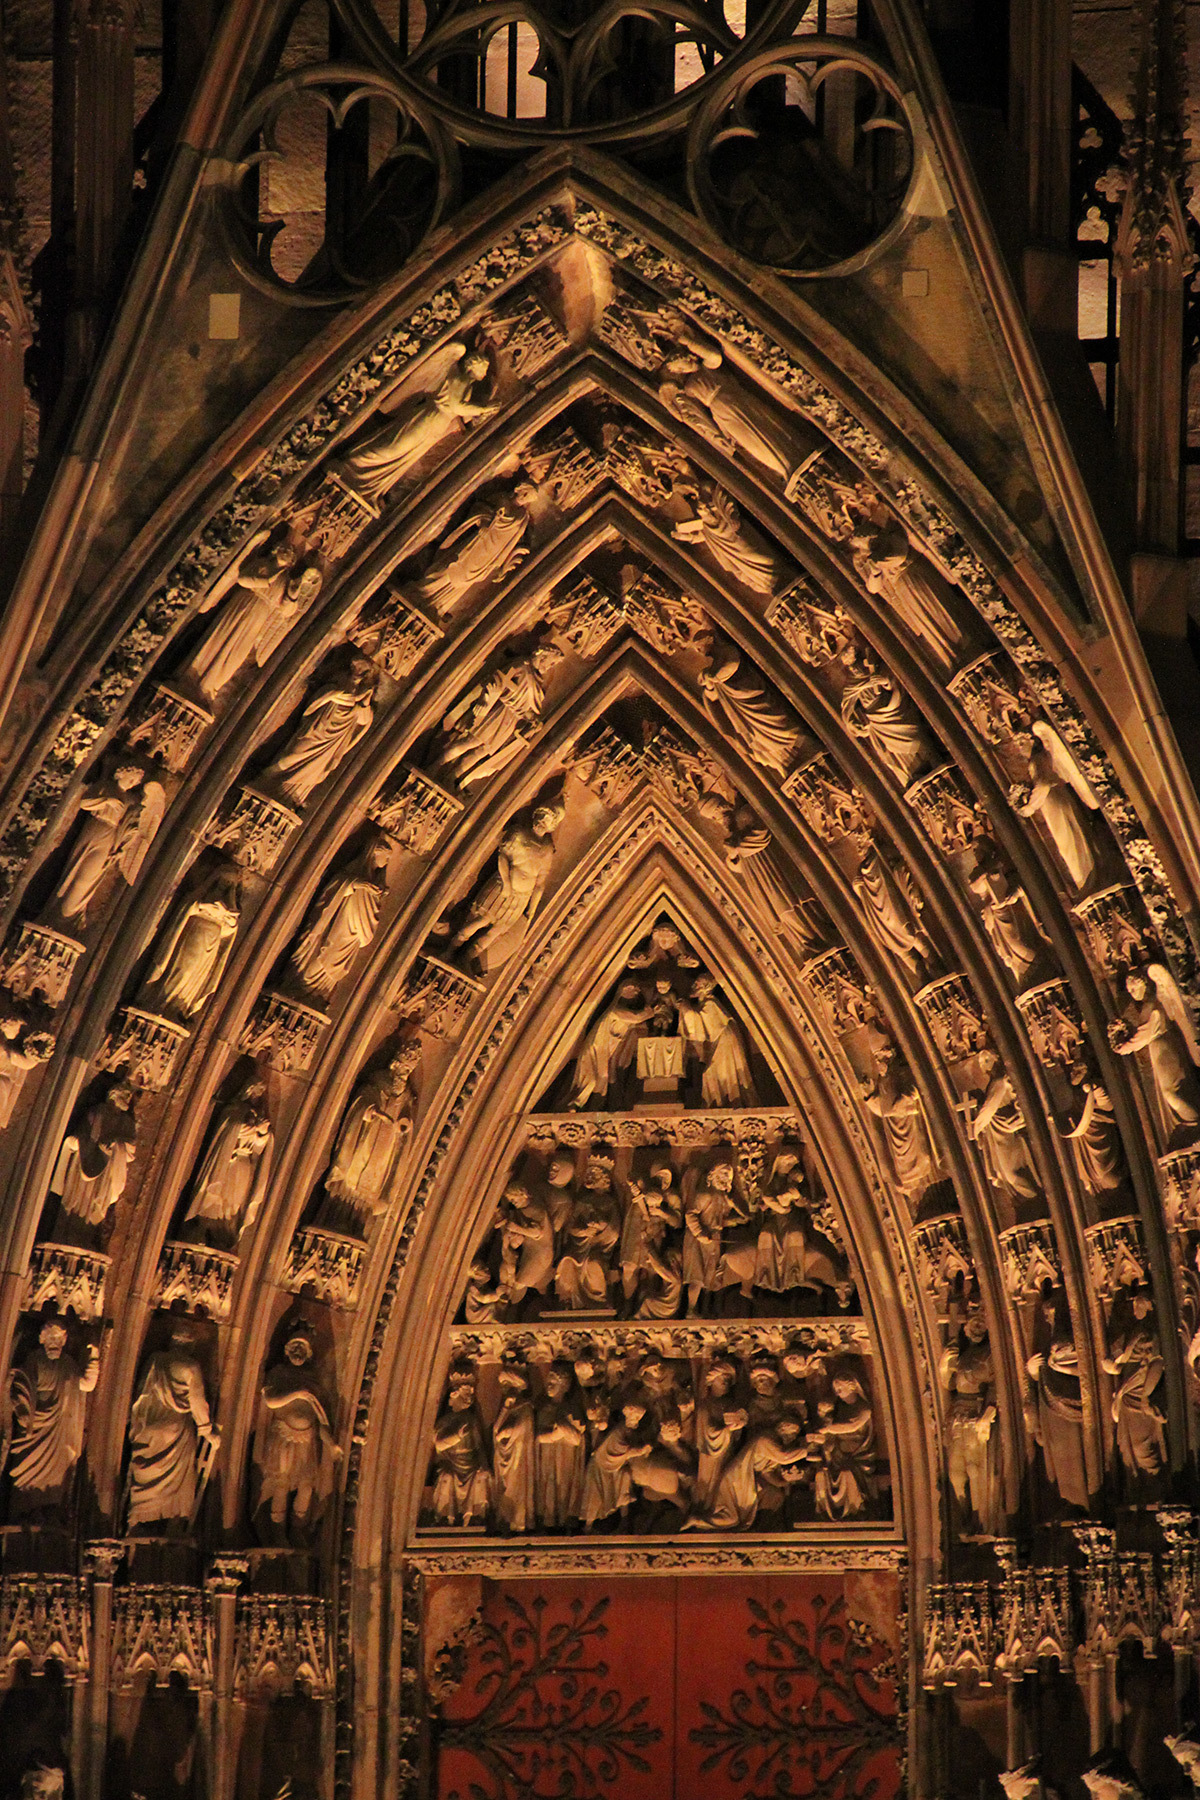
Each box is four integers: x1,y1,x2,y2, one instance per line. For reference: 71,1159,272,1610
285,1226,366,1309
2,921,84,1006
240,990,330,1072
126,683,214,773
153,1241,240,1321
1015,979,1088,1071
24,1243,112,1319
207,784,302,875
397,954,482,1039
98,1005,189,1089
368,766,462,856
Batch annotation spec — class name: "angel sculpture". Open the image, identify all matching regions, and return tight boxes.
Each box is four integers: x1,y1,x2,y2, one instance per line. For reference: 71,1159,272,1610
185,532,320,700
333,342,496,503
54,765,165,926
658,333,819,490
1010,721,1101,891
698,653,805,778
1109,963,1200,1135
672,487,781,596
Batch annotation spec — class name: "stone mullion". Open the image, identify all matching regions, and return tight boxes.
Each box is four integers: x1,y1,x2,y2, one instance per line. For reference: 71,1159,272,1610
82,1540,124,1800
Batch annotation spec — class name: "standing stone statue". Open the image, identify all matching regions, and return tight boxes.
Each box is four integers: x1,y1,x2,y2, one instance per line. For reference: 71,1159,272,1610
333,343,496,503
319,1042,420,1233
567,981,652,1110
491,1356,535,1533
291,835,391,998
1102,1287,1167,1481
254,1321,342,1535
1026,1294,1088,1510
183,1078,273,1243
402,482,535,620
52,1079,138,1230
534,1363,585,1528
53,765,165,926
266,658,377,806
1109,964,1200,1137
677,973,757,1107
940,1308,1002,1535
966,1051,1042,1202
852,845,935,980
1010,722,1101,892
434,644,564,789
659,336,814,489
860,1028,937,1195
146,866,240,1018
4,1316,99,1514
1057,1062,1127,1193
840,642,932,785
126,1321,219,1530
850,519,965,670
186,535,320,700
968,862,1045,983
673,487,781,595
698,653,804,777
452,802,565,967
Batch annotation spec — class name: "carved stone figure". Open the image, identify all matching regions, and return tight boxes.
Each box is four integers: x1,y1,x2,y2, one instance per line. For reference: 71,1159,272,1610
320,1043,419,1233
684,1159,739,1313
534,1363,585,1527
968,863,1045,982
1058,1062,1127,1193
689,1417,804,1530
1027,1296,1088,1509
853,846,935,979
0,1013,53,1127
567,981,652,1110
940,1309,1002,1535
840,643,932,784
659,335,811,487
753,1149,850,1301
1080,1753,1146,1800
435,645,564,789
619,1161,682,1310
1109,965,1200,1136
126,1321,219,1529
677,972,757,1106
52,1080,137,1229
698,653,803,777
402,484,534,619
291,836,390,997
672,487,781,595
1010,722,1101,891
807,1373,876,1519
967,1051,1041,1201
334,343,496,502
583,1390,654,1527
851,519,965,669
430,1365,491,1526
54,765,165,925
1102,1287,1166,1479
1164,1733,1200,1794
554,1157,621,1310
496,1182,555,1308
999,1761,1045,1800
266,659,377,806
183,1078,273,1243
4,1317,98,1514
187,537,320,699
491,1357,535,1532
255,1322,341,1533
861,1029,937,1194
146,867,240,1017
453,803,565,967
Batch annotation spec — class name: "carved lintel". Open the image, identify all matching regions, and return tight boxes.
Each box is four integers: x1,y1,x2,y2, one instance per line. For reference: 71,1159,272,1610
767,577,854,667
234,1593,332,1700
914,973,990,1066
1072,885,1153,976
904,763,991,858
1015,979,1088,1070
110,1584,210,1691
240,991,330,1073
284,1226,366,1309
523,1108,800,1150
483,289,569,383
520,425,604,510
2,922,84,1005
348,587,443,679
448,1317,871,1364
1084,1215,1149,1303
368,765,462,856
152,1240,241,1321
914,1214,975,1325
23,1242,112,1319
0,1574,89,1680
564,725,643,810
97,1005,190,1088
207,784,302,875
998,1220,1062,1302
127,682,214,773
1159,1145,1200,1229
803,947,879,1036
408,1541,906,1576
622,568,711,657
398,954,483,1039
783,752,873,845
922,1581,995,1689
947,652,1032,749
548,574,624,659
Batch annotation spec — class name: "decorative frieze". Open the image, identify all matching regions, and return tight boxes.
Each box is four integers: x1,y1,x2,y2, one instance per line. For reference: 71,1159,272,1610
368,765,462,856
234,1594,332,1700
1073,885,1153,976
449,1316,871,1364
0,1574,89,1680
109,1584,210,1691
783,752,873,845
152,1241,240,1321
1015,979,1087,1070
548,574,624,660
399,954,483,1039
207,784,302,875
2,920,84,1004
904,763,990,858
914,973,989,1065
565,725,644,810
803,947,879,1035
285,1226,367,1309
348,586,442,679
240,991,330,1073
126,682,214,773
523,1107,799,1150
409,1541,906,1576
97,1005,189,1088
998,1221,1062,1301
1084,1215,1149,1303
23,1242,111,1319
767,577,853,667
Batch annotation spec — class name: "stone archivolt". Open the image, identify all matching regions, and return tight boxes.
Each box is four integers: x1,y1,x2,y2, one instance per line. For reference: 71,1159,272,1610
0,154,1197,1800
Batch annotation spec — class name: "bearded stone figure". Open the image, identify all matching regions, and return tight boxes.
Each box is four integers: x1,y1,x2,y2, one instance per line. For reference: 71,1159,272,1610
254,1322,342,1537
186,535,321,700
52,1079,137,1231
452,802,565,968
4,1316,99,1514
146,866,240,1018
333,342,496,503
126,1321,219,1530
53,764,165,927
266,659,377,806
291,835,390,997
183,1078,273,1244
318,1043,420,1234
